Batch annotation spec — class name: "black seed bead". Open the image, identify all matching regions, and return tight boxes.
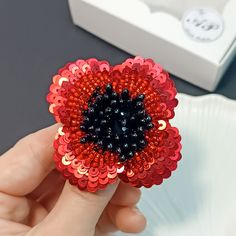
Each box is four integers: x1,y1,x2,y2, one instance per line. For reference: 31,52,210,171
126,99,132,107
137,94,145,101
120,111,125,117
106,84,113,94
138,133,145,139
137,126,144,133
82,110,88,115
88,107,95,114
140,119,146,124
139,139,147,148
95,127,101,134
110,100,117,107
97,140,103,146
92,135,98,141
114,108,120,115
106,127,112,134
114,135,120,142
128,151,134,158
88,126,94,132
94,118,99,124
130,116,136,122
92,91,98,97
111,92,118,99
121,119,127,127
93,103,99,109
103,94,109,101
86,134,93,141
137,110,145,117
96,95,102,103
83,117,90,123
100,119,107,126
120,155,126,162
120,99,125,107
80,137,86,143
131,143,137,151
116,147,122,154
131,132,138,139
147,123,154,129
99,111,104,117
121,89,129,99
105,107,112,114
80,125,86,131
121,127,129,133
146,115,152,122
107,143,113,150
123,143,129,149
136,101,143,109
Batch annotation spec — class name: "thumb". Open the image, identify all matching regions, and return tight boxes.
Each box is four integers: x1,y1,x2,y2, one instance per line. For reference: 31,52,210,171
31,181,119,236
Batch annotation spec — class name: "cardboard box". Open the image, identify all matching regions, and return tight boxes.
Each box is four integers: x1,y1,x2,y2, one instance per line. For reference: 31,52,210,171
68,0,236,91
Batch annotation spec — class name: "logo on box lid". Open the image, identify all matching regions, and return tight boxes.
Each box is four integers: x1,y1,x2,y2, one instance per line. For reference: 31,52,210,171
182,7,224,42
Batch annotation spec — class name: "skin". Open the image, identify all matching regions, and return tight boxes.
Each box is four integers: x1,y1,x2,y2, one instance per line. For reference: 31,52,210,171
0,124,146,236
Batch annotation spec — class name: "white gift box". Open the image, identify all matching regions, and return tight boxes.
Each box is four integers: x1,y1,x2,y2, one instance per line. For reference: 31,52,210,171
68,0,236,91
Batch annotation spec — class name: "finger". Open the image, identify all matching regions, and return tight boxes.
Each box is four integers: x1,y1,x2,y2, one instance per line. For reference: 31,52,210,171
0,219,31,236
0,192,48,226
0,124,59,196
32,181,119,236
108,205,146,233
110,181,141,206
98,205,146,234
96,183,142,234
26,199,48,227
96,209,117,234
0,193,30,222
28,169,65,211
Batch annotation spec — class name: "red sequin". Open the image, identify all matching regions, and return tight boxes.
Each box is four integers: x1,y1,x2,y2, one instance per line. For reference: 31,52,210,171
47,56,182,192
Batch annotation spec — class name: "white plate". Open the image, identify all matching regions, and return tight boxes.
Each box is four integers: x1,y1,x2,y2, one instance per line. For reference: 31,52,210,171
116,93,236,236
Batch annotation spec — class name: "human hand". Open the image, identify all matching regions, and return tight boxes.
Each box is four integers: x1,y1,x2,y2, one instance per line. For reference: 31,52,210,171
0,125,146,236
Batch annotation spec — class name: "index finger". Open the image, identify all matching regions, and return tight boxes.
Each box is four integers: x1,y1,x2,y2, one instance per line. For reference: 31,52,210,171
0,124,59,196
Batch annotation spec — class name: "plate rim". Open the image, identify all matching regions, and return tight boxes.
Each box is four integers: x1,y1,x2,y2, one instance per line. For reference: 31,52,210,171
177,93,236,107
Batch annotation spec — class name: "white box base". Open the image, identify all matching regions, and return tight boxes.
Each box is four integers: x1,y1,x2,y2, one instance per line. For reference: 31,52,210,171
68,0,236,91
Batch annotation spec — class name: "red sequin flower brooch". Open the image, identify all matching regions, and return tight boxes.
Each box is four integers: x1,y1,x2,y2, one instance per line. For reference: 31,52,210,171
47,56,182,192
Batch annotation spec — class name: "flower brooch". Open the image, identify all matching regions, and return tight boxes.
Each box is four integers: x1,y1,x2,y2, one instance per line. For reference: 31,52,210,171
47,56,182,192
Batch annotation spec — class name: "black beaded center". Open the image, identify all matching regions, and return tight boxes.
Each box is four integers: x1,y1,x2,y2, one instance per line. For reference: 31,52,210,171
80,84,154,162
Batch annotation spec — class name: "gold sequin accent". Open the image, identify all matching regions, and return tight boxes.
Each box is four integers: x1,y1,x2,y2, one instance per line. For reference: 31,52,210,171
62,155,72,165
58,77,69,86
117,166,125,173
158,120,166,130
58,127,65,136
